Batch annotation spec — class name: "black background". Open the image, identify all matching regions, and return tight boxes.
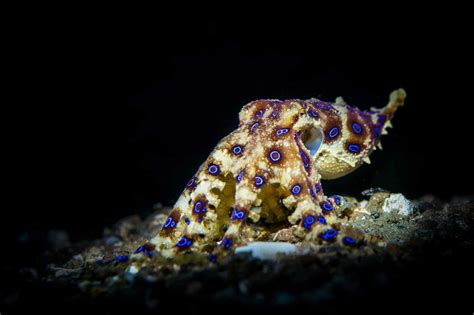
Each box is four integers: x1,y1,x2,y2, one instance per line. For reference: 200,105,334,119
7,9,473,245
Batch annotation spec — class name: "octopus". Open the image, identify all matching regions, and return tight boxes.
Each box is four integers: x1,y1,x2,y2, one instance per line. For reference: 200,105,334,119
143,89,406,261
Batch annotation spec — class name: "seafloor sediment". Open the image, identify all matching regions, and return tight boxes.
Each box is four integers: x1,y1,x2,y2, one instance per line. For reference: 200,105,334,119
3,194,473,314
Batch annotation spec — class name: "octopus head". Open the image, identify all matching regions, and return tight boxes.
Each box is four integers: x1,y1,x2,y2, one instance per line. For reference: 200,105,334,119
300,89,407,180
239,89,406,180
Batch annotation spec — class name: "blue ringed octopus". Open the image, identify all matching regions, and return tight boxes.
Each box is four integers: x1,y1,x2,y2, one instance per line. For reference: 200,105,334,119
143,89,407,261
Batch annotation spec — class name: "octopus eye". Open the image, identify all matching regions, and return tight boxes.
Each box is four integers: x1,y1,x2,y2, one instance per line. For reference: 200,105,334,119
301,126,323,157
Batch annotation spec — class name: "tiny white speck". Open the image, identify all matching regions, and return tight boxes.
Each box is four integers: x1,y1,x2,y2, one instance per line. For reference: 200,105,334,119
128,265,139,274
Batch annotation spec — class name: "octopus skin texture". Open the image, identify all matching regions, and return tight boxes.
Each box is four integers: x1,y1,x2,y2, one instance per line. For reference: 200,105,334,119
146,89,407,260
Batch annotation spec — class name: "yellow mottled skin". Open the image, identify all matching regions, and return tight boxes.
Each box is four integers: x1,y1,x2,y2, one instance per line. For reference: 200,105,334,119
147,89,406,259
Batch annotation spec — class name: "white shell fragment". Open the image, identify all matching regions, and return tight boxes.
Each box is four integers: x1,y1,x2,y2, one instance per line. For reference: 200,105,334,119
382,193,414,216
235,241,298,260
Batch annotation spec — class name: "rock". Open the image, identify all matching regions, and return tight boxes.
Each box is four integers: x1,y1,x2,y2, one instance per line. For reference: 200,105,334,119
272,227,298,242
382,193,414,216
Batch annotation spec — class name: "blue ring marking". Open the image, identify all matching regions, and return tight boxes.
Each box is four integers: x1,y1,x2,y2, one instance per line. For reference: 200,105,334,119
208,164,220,175
315,184,322,193
115,255,128,263
291,184,301,195
254,175,265,187
322,201,334,211
305,215,315,224
269,150,281,162
308,110,319,118
223,238,233,249
184,217,190,225
231,208,245,220
300,151,311,169
328,127,339,139
194,201,204,213
134,246,144,254
330,195,341,206
348,144,361,153
317,102,333,110
276,128,289,136
303,215,316,230
309,187,316,199
352,122,362,134
317,216,327,224
170,220,176,227
176,237,192,248
164,217,173,228
343,236,356,246
251,122,260,132
315,184,321,193
232,145,243,155
255,109,265,119
236,170,244,183
322,229,338,241
186,177,195,187
208,254,217,263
